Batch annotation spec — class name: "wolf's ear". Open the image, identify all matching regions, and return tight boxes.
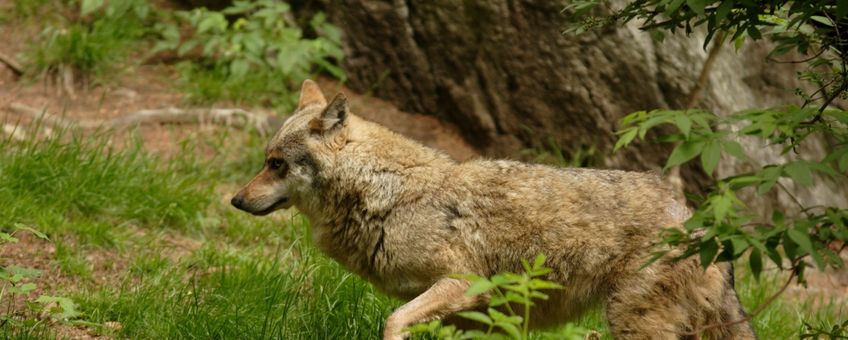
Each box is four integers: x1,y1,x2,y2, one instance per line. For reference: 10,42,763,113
309,93,348,134
298,79,327,110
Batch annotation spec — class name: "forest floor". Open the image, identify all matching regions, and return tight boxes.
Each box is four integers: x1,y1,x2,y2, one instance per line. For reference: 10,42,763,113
0,1,845,339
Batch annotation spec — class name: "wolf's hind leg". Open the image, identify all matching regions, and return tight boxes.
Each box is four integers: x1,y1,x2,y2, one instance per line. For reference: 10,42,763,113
702,263,757,340
605,289,689,340
383,278,486,340
605,258,721,340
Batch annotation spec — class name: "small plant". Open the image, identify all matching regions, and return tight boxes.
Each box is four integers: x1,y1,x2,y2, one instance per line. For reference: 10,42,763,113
1,225,80,329
801,319,848,339
156,0,344,109
408,255,587,340
24,0,153,85
0,226,47,305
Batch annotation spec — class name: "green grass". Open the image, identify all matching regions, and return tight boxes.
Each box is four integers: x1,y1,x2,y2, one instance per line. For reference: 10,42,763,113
0,128,212,235
76,218,398,339
0,126,844,339
176,62,300,111
737,267,846,339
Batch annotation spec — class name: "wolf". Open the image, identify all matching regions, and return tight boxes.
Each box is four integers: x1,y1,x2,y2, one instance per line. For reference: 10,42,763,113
231,80,756,340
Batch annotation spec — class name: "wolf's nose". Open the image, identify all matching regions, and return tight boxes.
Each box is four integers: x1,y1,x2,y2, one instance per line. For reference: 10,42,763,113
231,195,245,209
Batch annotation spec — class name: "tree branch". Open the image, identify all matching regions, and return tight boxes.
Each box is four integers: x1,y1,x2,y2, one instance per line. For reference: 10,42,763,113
5,103,280,135
685,31,725,109
0,51,23,77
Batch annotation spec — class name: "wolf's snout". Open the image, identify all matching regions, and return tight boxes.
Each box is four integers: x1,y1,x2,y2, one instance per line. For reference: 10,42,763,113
230,195,246,211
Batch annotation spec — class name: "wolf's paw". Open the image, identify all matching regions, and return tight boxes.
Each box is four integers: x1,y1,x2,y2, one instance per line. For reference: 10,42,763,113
382,324,408,340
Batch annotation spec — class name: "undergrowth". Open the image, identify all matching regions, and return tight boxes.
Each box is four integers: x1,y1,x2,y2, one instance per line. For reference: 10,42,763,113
156,0,344,110
14,0,344,107
76,216,397,339
0,127,211,234
23,0,154,84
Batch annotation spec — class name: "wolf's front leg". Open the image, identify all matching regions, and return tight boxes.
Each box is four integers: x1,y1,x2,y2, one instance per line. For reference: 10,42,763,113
383,277,485,340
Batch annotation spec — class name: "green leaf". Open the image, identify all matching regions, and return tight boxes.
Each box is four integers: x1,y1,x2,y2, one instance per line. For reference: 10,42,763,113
8,283,37,294
715,0,734,24
757,166,782,194
749,248,762,280
532,254,546,270
665,141,704,170
806,162,838,178
465,279,495,296
81,0,104,16
638,111,676,139
8,266,41,279
457,311,493,326
495,321,522,339
700,140,721,176
784,162,813,186
734,33,746,50
529,279,563,290
712,195,731,222
35,296,80,320
810,16,834,27
699,239,719,269
198,12,227,34
613,126,639,152
0,232,18,243
490,294,509,307
728,175,760,188
529,291,551,300
674,115,692,138
521,258,532,273
746,25,762,40
827,209,845,230
765,246,784,269
721,140,746,160
686,0,706,16
729,236,748,256
666,0,687,15
788,228,824,269
14,224,48,240
229,59,250,78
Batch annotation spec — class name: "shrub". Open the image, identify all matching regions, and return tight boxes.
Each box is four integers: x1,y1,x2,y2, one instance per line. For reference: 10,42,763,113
155,0,345,110
408,255,588,340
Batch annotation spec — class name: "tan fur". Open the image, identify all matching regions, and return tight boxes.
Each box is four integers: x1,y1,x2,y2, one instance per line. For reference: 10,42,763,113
231,81,757,340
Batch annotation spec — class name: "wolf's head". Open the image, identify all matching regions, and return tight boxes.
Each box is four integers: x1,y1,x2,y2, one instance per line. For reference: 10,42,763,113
230,79,348,216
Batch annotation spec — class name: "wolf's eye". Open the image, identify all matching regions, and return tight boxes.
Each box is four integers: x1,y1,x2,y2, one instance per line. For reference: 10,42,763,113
268,158,285,171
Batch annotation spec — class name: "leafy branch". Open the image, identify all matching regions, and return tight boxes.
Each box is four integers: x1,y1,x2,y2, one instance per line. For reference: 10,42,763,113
565,2,848,334
407,255,588,340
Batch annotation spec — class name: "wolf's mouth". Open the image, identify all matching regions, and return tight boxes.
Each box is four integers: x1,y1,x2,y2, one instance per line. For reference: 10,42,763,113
251,197,290,216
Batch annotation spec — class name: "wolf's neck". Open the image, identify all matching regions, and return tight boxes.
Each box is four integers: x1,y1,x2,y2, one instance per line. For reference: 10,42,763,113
303,117,454,278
